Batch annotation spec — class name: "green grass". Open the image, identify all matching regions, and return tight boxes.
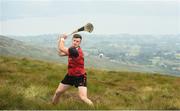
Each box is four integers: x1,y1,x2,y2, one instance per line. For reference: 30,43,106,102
0,56,180,110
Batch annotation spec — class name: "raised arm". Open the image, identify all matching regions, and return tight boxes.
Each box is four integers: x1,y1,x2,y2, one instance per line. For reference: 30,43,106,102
57,34,68,56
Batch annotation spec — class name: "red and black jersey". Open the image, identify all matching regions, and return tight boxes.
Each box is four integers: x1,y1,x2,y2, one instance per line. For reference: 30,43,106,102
68,47,85,76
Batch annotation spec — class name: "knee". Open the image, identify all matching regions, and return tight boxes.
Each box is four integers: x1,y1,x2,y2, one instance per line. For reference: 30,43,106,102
55,90,63,96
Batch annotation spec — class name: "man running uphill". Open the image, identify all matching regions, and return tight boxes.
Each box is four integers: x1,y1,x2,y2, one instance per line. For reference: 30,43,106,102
52,34,93,106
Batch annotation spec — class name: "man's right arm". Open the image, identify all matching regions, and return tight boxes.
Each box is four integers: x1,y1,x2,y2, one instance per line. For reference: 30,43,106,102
57,34,68,56
57,50,67,56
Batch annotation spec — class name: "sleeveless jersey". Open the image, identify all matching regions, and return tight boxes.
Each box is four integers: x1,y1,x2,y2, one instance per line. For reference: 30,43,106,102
68,47,85,76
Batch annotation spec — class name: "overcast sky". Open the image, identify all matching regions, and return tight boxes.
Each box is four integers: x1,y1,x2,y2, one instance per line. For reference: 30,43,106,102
0,0,180,35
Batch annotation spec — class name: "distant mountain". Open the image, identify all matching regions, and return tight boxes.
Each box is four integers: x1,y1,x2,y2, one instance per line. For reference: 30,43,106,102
1,34,180,76
0,35,129,72
0,35,67,63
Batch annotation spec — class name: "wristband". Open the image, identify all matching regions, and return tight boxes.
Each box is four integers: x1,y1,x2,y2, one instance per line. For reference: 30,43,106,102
61,38,65,41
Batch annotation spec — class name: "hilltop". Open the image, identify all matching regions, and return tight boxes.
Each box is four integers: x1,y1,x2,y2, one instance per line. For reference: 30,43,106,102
0,56,180,110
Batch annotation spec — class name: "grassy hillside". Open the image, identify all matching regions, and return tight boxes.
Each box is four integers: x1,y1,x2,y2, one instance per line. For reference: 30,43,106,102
0,56,180,110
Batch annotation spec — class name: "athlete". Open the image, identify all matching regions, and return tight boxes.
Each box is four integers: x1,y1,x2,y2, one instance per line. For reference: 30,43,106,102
52,34,93,106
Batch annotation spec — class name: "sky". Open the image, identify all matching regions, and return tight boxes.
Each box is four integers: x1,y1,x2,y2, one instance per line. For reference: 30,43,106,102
0,0,180,36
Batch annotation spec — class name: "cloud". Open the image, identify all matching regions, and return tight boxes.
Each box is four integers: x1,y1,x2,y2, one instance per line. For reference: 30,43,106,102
1,0,179,35
1,15,179,35
1,0,179,21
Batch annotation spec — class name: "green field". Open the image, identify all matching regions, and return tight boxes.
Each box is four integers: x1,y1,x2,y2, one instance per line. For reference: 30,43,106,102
0,56,180,110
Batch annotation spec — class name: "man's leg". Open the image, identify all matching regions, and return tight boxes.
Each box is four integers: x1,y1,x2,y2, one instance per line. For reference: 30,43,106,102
78,86,94,106
52,83,70,104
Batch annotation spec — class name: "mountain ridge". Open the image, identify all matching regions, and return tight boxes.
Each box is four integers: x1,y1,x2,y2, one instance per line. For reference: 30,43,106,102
0,34,179,76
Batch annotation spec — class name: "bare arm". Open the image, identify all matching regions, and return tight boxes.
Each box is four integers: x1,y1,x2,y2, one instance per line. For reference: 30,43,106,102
57,50,67,56
57,34,68,56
